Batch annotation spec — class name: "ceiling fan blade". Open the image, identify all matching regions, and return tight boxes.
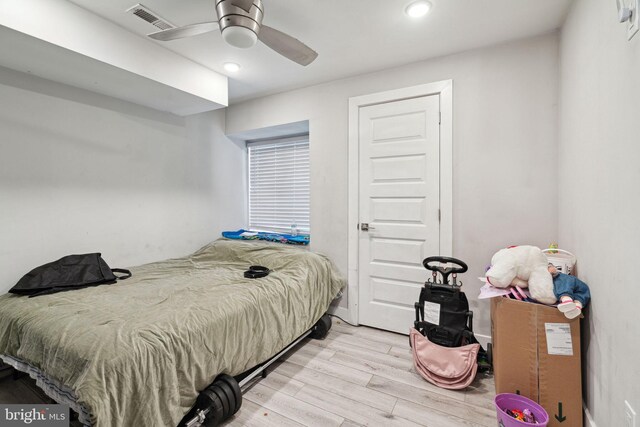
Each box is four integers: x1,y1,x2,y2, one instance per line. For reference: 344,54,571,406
258,25,318,66
148,22,219,41
231,0,254,13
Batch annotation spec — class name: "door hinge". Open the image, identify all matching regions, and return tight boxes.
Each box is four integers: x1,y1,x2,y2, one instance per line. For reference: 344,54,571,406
439,112,441,125
438,209,441,222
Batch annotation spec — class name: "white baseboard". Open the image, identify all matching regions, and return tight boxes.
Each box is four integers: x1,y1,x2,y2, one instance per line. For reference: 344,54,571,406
584,403,597,427
475,333,492,349
327,305,356,325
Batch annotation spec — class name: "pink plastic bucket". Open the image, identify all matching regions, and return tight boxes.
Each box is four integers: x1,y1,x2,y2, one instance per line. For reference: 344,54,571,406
494,393,549,427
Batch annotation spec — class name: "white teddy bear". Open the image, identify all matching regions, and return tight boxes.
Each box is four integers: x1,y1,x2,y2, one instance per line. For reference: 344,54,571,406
485,245,556,304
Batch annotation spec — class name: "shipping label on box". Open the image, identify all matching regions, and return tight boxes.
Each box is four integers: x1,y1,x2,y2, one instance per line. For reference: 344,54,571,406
544,323,573,356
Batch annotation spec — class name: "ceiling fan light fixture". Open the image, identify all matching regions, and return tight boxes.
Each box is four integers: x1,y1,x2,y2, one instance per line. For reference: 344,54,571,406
224,62,241,73
147,0,318,65
405,1,432,18
222,26,258,48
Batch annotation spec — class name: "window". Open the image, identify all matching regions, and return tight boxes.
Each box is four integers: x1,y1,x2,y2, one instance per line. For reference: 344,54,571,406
247,135,310,234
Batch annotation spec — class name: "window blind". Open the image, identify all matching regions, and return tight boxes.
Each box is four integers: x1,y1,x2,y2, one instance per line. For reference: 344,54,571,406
247,136,310,233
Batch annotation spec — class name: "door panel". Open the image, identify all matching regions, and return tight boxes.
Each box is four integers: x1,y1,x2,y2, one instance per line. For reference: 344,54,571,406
370,277,424,308
371,111,425,141
368,264,426,283
371,155,427,182
370,197,426,223
370,238,425,265
358,95,440,334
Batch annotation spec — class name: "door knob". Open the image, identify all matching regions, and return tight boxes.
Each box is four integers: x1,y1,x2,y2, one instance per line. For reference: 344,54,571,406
360,223,375,231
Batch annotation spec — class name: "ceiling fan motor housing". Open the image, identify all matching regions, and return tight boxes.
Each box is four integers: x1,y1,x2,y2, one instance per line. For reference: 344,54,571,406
215,0,264,48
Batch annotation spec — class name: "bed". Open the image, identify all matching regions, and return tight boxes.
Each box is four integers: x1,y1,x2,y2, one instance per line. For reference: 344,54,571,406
0,239,344,427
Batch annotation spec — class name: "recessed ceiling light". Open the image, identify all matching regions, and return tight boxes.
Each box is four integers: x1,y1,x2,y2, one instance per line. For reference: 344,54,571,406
224,62,241,73
405,1,432,18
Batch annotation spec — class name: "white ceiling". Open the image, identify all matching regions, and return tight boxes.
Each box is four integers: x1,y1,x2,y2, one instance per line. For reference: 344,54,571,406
68,0,573,104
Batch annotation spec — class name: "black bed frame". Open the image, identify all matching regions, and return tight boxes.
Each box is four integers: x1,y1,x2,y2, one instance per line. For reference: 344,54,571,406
177,313,332,427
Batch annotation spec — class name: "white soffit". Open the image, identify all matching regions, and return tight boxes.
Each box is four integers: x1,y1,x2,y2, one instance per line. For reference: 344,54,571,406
67,0,573,104
0,27,221,116
0,0,228,114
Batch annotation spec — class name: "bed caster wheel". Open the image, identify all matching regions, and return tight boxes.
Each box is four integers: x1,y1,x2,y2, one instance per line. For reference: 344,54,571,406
311,314,332,339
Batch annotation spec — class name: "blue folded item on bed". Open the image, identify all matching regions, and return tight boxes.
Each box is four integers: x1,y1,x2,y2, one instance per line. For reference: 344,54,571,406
222,229,310,245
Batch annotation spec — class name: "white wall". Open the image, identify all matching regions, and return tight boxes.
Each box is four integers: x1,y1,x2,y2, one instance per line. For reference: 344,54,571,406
0,66,245,293
559,1,640,425
226,33,560,338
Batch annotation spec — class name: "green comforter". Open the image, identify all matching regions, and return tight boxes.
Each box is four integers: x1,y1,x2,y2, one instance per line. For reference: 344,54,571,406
0,239,344,427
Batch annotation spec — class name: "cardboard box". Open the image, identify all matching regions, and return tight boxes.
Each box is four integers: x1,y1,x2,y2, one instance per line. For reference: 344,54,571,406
491,297,582,427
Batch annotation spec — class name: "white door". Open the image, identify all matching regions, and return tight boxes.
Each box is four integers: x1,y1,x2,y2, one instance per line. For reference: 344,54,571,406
357,95,441,334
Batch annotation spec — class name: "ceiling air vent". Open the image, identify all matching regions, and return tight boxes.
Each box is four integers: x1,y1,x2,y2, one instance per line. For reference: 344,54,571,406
126,3,175,31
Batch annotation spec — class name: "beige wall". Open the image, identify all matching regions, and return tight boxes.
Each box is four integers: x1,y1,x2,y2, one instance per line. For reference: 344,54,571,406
0,67,245,293
227,33,560,339
559,0,640,425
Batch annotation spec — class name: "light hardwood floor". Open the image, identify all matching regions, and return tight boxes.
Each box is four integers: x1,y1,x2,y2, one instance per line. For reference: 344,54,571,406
0,319,496,426
224,319,496,427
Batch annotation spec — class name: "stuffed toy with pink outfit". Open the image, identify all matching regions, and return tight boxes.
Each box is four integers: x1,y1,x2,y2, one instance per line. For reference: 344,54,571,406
548,264,591,319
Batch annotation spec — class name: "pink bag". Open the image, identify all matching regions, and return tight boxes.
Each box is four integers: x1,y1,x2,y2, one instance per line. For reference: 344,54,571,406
409,327,479,390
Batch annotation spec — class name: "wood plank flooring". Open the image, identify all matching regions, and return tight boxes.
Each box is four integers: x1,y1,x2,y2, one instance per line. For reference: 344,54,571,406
223,320,496,427
0,319,496,426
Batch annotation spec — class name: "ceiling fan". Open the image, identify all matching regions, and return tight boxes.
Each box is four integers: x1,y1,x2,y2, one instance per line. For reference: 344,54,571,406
147,0,318,66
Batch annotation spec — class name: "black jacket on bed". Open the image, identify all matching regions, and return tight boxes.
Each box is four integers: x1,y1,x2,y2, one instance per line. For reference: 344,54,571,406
9,253,131,297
